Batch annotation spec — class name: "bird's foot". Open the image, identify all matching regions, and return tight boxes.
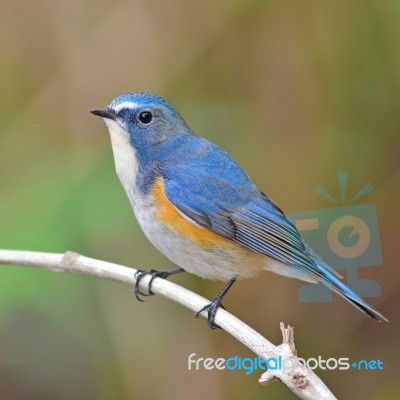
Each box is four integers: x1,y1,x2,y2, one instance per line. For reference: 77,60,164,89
134,268,184,301
195,298,226,329
195,277,237,329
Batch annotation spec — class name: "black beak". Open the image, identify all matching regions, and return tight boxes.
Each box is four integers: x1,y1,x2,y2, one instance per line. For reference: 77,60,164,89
90,107,117,120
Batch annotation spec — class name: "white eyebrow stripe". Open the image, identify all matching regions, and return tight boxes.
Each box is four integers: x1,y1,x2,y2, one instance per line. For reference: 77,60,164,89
112,101,139,113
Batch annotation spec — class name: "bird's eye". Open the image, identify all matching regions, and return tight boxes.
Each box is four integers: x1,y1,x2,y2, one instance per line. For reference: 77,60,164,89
138,111,153,124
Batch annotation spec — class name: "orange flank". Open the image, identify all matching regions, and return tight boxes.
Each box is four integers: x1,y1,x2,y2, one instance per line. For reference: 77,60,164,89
152,178,238,249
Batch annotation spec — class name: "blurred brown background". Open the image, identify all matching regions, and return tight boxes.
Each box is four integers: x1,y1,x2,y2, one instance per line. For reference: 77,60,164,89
0,1,399,399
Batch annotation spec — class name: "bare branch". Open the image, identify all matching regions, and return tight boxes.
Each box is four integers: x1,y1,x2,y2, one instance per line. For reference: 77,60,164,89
0,249,336,400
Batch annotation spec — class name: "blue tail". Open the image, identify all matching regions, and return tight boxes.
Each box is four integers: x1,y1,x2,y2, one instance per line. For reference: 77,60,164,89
314,262,388,322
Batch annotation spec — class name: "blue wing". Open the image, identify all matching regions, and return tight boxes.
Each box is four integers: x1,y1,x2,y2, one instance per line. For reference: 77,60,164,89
162,137,319,277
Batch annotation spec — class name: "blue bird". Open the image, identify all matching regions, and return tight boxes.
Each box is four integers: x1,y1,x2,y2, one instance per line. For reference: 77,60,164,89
91,93,388,328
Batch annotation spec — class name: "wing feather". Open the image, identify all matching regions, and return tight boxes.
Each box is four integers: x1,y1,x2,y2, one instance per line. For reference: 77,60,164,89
163,175,326,280
232,207,324,279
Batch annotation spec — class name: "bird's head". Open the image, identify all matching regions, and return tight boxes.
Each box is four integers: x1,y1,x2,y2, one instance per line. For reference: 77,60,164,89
91,92,192,157
91,92,194,193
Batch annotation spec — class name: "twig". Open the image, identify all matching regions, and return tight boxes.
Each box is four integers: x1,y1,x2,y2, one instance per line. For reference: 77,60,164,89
0,249,336,400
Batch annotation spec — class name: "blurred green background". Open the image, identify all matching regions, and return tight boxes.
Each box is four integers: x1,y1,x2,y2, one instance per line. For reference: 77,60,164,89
0,1,399,399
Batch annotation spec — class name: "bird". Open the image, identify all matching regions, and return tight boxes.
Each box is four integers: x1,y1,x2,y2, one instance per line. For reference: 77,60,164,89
91,92,388,328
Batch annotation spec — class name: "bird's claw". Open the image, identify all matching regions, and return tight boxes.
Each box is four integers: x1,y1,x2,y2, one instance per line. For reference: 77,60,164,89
134,269,164,301
134,268,184,301
195,299,226,329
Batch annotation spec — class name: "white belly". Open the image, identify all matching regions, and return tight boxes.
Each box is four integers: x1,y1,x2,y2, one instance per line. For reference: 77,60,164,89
131,190,267,280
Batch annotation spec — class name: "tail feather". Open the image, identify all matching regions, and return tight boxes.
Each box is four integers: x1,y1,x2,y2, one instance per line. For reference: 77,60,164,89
315,264,389,323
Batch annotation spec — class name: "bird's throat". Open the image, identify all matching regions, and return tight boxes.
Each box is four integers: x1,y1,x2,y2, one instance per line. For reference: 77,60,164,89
105,119,139,202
